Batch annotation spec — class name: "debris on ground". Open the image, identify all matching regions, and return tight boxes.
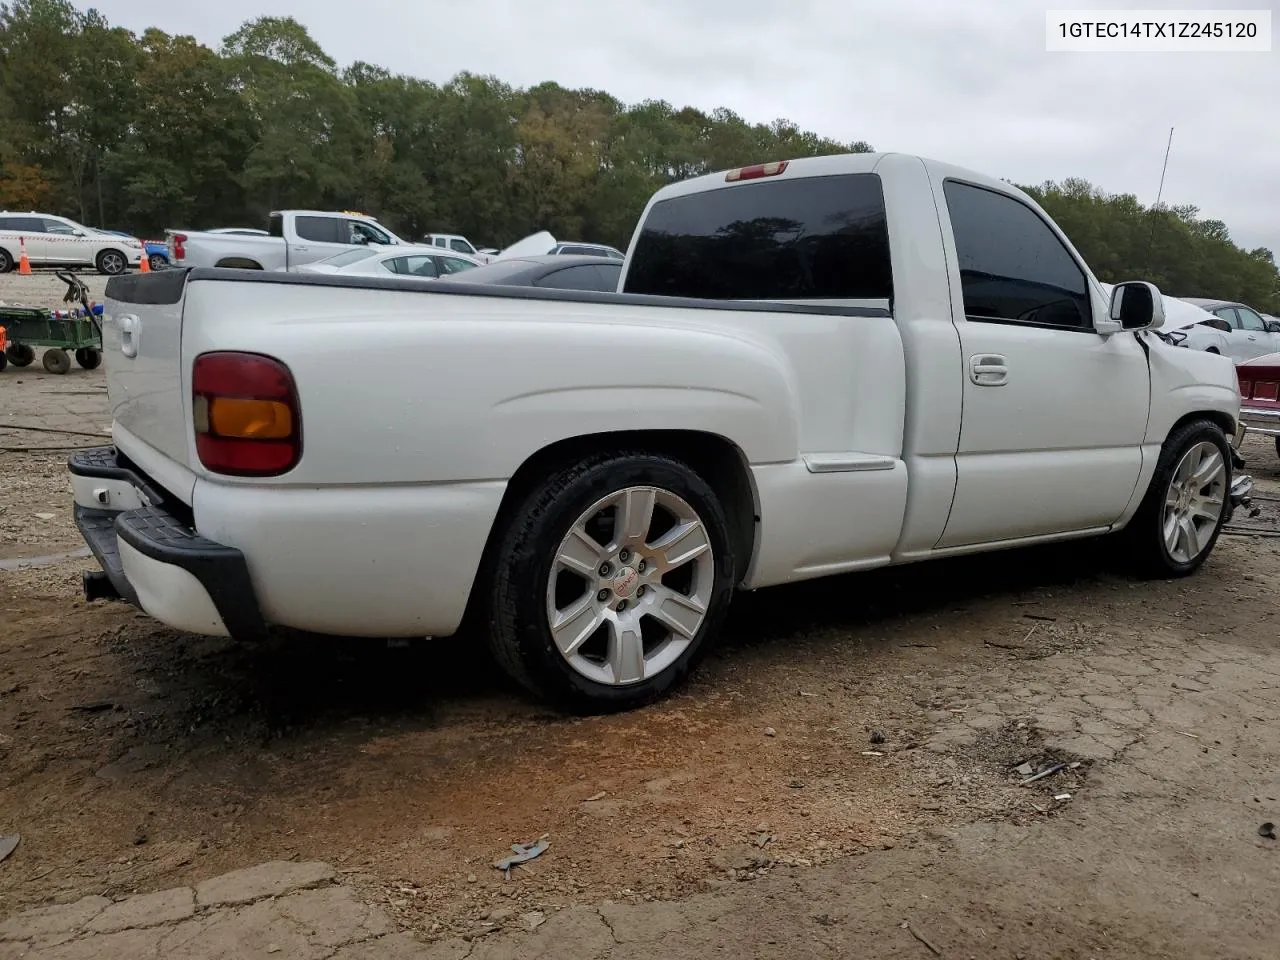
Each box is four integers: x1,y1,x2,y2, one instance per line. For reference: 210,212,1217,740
584,791,607,802
493,838,549,877
0,834,19,864
870,730,886,744
1019,762,1067,785
1014,762,1035,777
902,920,943,956
1054,793,1072,802
764,727,777,737
1260,822,1276,840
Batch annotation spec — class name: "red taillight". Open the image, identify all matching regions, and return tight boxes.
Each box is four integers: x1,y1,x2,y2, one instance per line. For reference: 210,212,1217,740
193,352,301,477
725,160,789,182
172,233,187,261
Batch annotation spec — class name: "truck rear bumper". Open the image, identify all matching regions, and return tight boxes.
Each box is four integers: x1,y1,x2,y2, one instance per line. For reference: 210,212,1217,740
1240,405,1280,438
70,447,269,641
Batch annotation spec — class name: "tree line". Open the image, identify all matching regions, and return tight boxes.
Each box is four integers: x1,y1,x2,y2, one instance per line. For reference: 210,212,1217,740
1,0,1275,310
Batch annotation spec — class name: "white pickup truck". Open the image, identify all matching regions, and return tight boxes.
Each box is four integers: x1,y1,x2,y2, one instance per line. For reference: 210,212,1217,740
165,210,405,272
72,152,1251,713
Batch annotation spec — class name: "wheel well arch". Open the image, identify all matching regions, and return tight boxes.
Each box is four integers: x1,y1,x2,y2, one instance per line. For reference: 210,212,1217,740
215,257,263,270
1168,410,1235,443
462,430,760,630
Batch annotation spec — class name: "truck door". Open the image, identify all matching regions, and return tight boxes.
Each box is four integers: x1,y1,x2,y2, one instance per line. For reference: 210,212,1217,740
287,215,354,269
934,177,1150,548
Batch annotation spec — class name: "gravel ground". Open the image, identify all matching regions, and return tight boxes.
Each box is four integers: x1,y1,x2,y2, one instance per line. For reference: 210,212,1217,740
2,267,1279,958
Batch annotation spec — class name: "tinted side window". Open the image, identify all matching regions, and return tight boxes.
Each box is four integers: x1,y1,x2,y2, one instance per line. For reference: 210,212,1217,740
350,220,392,245
41,218,77,235
294,216,343,243
1213,307,1241,329
0,216,45,232
624,173,893,301
1238,307,1266,332
944,181,1091,330
536,264,615,291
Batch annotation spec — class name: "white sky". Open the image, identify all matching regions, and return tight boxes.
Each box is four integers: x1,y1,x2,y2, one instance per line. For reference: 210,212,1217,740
87,0,1280,256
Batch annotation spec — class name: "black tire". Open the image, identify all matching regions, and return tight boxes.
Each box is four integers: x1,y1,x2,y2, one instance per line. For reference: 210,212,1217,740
41,348,71,375
148,253,166,271
1274,435,1280,461
5,344,34,367
0,248,11,273
0,351,7,372
96,249,127,275
1124,418,1232,577
485,452,736,714
75,347,102,370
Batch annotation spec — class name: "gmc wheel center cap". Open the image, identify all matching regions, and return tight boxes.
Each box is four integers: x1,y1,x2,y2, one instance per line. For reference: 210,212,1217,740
612,566,639,599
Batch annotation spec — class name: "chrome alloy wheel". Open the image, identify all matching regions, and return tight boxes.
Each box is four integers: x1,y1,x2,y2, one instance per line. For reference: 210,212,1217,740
1162,440,1227,564
545,486,715,686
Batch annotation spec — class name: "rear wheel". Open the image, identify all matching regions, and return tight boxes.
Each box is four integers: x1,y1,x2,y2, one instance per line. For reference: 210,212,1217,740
75,347,101,370
42,348,71,374
0,248,11,273
485,452,736,713
5,344,34,367
96,249,127,275
148,253,166,271
1125,419,1231,577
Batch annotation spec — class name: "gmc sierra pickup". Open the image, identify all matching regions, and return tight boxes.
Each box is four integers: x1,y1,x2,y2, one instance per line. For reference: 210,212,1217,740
72,152,1251,712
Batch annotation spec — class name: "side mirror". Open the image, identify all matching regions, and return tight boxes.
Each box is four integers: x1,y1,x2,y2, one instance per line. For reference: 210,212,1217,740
1106,281,1166,333
1266,320,1280,334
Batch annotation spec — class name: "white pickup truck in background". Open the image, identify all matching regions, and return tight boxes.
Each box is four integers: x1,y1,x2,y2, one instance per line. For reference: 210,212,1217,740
165,210,405,271
74,151,1250,713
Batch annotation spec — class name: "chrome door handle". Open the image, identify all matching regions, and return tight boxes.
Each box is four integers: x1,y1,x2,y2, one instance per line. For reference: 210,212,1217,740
969,354,1008,386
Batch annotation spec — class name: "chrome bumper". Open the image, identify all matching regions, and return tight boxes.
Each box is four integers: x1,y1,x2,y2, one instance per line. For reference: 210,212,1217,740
1240,406,1280,438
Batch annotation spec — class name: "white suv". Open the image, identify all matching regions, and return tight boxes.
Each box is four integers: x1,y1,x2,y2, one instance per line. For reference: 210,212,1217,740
0,212,143,275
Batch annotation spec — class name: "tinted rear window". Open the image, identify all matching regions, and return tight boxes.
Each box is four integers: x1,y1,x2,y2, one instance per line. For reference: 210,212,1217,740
624,173,893,301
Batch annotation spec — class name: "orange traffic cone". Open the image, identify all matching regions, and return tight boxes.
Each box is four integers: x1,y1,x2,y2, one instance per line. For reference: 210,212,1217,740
139,246,150,273
17,237,31,275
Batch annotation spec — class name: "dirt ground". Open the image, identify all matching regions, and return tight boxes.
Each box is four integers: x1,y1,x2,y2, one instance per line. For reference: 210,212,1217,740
2,269,1279,958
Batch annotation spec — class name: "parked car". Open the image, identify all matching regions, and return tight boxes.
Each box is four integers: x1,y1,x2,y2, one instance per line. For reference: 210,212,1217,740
1100,285,1233,354
104,231,168,271
424,234,492,262
1181,298,1280,361
549,242,625,260
295,245,483,278
0,212,142,274
73,152,1250,714
1236,352,1280,457
166,211,406,272
442,254,622,291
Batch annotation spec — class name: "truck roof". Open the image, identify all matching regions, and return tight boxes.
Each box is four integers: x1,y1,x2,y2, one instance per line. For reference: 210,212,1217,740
647,151,1030,207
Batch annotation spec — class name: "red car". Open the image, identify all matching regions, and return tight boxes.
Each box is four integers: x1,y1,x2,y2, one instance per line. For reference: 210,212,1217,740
1237,352,1280,457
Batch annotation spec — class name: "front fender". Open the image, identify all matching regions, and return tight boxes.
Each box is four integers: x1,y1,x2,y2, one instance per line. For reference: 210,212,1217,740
1146,337,1241,442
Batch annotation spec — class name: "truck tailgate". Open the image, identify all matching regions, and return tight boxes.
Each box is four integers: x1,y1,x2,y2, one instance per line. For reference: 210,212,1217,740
102,270,193,485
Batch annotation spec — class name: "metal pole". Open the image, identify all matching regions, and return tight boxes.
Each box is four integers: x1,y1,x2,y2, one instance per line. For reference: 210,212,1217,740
1154,126,1174,209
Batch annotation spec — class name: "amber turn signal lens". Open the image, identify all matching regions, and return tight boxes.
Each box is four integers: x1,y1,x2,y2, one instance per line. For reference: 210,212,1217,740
207,397,293,439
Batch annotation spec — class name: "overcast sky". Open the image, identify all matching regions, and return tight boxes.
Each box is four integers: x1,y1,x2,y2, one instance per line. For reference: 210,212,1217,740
87,0,1279,256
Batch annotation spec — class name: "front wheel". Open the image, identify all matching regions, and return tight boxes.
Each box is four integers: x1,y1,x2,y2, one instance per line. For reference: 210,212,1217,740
148,253,166,271
485,452,736,714
1125,419,1231,577
96,249,127,275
